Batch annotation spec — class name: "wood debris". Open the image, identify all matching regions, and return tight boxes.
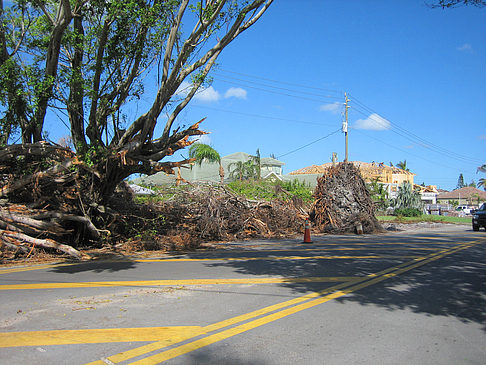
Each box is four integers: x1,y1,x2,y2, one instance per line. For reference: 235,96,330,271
310,162,383,234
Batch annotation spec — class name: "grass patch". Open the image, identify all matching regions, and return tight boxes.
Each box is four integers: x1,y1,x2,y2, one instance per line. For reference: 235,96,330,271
377,215,471,224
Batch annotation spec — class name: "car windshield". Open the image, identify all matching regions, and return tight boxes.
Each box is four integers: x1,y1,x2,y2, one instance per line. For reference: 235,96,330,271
480,203,486,211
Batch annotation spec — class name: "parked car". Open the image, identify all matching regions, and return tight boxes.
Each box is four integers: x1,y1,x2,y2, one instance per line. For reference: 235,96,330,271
472,203,486,231
456,205,473,215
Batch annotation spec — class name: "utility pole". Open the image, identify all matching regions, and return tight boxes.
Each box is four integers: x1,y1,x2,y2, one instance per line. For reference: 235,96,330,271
342,93,350,162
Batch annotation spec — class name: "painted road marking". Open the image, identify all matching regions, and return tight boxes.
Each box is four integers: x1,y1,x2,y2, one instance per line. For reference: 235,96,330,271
86,240,482,365
0,276,359,291
0,263,75,274
0,238,472,274
134,254,421,262
0,327,205,347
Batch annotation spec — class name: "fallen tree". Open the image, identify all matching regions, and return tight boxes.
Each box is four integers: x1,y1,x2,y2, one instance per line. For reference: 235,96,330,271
310,162,383,234
0,1,273,258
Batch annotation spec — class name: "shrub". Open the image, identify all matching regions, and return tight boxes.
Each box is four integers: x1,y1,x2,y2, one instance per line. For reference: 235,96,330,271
394,208,422,217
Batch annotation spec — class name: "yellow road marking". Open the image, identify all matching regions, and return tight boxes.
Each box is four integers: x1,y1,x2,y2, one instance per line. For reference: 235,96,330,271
0,263,75,274
84,281,355,365
85,261,425,364
207,247,440,253
0,327,205,347
91,240,482,364
135,254,420,262
0,276,359,291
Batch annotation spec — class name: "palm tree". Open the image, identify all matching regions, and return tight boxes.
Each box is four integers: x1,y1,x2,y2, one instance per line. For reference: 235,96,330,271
396,160,409,171
251,148,261,180
478,178,486,191
188,143,224,184
228,161,247,181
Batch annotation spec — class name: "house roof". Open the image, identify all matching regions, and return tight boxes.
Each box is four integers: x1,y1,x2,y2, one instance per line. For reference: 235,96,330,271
437,186,486,200
261,157,285,166
289,161,415,176
222,152,284,166
223,152,251,161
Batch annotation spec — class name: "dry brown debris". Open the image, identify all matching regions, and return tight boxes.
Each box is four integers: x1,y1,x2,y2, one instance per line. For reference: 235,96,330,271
310,162,383,234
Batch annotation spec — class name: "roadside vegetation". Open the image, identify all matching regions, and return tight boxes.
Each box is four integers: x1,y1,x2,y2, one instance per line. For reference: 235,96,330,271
227,179,313,204
377,215,471,224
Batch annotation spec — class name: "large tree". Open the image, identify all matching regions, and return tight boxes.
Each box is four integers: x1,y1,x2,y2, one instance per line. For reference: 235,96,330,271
428,0,486,7
457,173,465,189
0,0,273,255
1,0,272,192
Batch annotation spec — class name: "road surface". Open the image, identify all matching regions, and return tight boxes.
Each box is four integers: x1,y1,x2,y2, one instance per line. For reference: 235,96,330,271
1,225,485,364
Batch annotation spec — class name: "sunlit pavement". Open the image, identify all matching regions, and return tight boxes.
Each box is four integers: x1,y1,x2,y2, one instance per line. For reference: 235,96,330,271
1,225,485,364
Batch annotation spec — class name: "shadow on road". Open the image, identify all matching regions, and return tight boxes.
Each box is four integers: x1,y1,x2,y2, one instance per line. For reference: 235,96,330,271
200,232,486,332
50,257,138,273
337,242,486,330
176,347,267,365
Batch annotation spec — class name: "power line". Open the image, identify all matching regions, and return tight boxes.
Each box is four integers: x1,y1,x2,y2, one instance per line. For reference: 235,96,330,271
213,75,342,103
352,128,466,172
212,73,343,101
215,68,343,95
188,104,335,127
350,104,481,166
277,128,341,159
348,94,483,165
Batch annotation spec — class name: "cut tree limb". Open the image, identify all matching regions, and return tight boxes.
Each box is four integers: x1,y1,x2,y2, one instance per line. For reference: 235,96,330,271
0,230,88,260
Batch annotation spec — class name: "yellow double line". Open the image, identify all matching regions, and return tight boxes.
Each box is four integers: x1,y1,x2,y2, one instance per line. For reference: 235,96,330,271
86,240,482,364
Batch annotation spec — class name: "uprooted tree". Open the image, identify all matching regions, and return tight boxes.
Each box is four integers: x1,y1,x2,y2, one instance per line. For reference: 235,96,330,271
0,0,273,258
310,163,383,234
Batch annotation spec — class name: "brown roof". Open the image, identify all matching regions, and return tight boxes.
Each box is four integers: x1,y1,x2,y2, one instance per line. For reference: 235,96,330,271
289,161,415,176
437,186,486,199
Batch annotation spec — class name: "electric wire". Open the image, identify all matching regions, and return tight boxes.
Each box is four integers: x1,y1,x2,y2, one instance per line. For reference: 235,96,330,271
215,68,343,95
213,75,342,103
277,128,341,159
212,73,343,101
348,93,483,165
188,104,335,127
349,104,481,167
213,68,481,167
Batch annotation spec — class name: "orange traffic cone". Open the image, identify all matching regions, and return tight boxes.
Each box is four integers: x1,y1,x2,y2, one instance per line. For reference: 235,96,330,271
303,219,312,243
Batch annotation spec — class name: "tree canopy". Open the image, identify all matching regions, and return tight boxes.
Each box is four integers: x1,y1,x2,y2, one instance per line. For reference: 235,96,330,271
0,0,273,257
1,0,272,197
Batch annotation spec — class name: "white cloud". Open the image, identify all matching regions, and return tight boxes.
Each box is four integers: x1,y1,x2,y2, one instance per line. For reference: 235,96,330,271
190,134,212,145
224,87,247,99
175,81,221,103
194,86,221,103
354,113,391,131
175,81,192,98
457,43,473,52
319,102,342,114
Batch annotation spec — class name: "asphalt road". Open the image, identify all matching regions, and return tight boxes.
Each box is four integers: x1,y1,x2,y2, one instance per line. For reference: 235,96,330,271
1,225,485,365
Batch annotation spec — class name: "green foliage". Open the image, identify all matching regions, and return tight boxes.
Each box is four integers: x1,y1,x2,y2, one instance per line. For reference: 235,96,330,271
396,160,409,171
394,182,422,210
278,179,313,203
228,160,257,181
227,179,313,204
188,143,221,166
394,208,422,217
367,177,391,210
457,173,465,189
448,200,459,208
478,178,485,190
377,215,471,224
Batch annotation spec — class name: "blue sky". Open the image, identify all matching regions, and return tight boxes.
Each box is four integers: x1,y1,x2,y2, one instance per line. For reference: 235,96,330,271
46,0,486,191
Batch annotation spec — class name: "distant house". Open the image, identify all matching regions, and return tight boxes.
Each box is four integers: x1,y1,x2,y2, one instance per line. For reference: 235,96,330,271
436,187,486,206
286,161,415,197
134,152,285,185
